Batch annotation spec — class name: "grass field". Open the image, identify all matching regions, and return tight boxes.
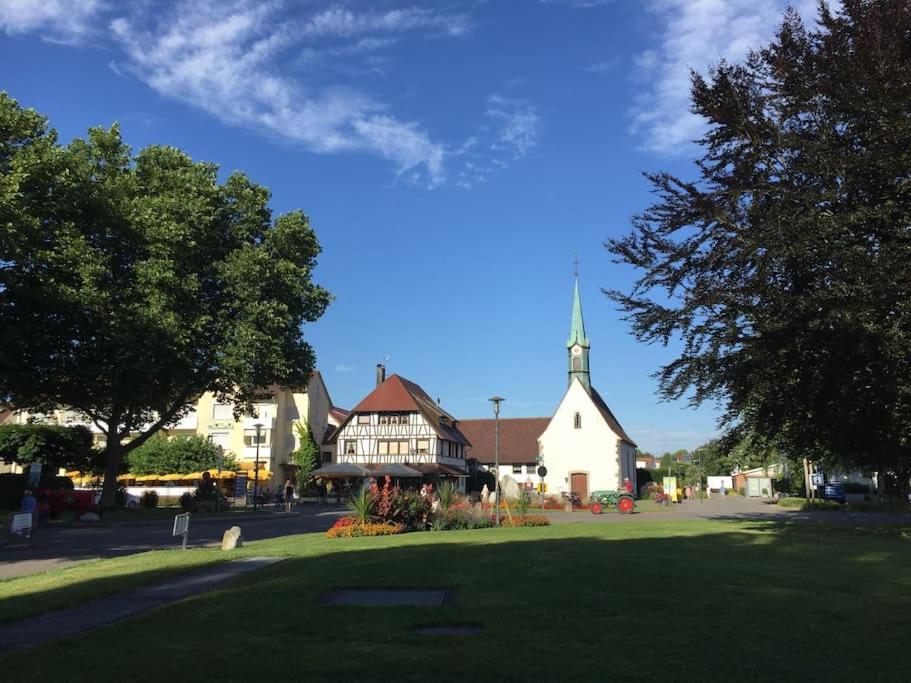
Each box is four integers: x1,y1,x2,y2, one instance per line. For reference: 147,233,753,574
1,520,909,681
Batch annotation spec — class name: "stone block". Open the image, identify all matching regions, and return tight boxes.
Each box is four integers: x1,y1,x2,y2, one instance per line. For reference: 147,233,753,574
221,526,243,550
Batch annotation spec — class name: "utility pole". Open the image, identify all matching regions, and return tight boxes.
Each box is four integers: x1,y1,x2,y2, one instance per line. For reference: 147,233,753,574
489,396,505,526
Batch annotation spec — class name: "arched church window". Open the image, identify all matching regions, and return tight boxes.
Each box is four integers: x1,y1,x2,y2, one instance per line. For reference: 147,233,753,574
573,412,581,429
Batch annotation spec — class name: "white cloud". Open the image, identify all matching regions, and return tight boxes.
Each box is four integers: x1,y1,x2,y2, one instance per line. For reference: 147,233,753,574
539,0,615,8
630,0,825,154
486,95,540,158
300,7,470,39
335,364,356,373
0,0,106,43
452,95,540,189
584,58,618,74
109,1,449,186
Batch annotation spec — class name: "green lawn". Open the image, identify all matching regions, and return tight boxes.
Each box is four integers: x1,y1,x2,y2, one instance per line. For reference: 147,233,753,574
2,520,910,681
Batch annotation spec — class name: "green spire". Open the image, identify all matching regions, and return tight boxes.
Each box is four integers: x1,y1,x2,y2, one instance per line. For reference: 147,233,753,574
567,277,590,348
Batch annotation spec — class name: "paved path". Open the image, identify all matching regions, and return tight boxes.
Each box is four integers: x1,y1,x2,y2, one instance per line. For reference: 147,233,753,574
0,557,282,653
0,506,345,580
544,496,911,525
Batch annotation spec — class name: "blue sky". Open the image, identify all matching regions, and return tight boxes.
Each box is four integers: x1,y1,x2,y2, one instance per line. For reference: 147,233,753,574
0,0,816,454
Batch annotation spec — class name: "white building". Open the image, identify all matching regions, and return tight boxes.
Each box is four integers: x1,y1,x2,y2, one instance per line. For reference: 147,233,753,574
460,277,638,499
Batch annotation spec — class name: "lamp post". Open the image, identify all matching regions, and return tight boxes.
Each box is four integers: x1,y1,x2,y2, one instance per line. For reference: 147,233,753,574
253,422,264,512
488,396,505,526
207,434,222,513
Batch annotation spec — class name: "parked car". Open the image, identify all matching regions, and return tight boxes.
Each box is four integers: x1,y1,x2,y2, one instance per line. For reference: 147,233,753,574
817,482,846,504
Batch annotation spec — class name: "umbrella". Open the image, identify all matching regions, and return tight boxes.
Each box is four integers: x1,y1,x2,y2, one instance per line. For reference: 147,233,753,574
310,463,371,478
371,463,422,478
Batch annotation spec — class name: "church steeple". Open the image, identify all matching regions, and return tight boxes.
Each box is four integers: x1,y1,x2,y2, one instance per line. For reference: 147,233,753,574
567,274,591,393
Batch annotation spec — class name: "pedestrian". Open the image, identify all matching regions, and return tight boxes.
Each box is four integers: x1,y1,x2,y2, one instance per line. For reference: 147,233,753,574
720,480,727,497
317,478,326,506
622,477,633,494
283,479,295,513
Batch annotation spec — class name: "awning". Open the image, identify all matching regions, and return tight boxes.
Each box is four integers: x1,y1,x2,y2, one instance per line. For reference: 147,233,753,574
247,470,271,481
411,463,468,477
134,474,159,482
310,463,372,478
159,474,185,481
116,475,135,482
368,463,422,478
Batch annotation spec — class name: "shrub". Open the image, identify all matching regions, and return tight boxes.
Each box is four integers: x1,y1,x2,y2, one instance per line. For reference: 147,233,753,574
140,490,159,508
514,489,531,516
179,491,195,512
326,522,405,538
778,497,807,508
500,514,550,527
437,480,456,513
345,489,376,525
431,507,494,531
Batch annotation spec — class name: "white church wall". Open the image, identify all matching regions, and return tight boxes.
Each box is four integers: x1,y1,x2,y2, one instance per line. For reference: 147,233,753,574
538,379,623,497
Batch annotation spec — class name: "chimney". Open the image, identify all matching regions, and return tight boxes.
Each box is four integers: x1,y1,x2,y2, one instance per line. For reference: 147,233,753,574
376,364,386,386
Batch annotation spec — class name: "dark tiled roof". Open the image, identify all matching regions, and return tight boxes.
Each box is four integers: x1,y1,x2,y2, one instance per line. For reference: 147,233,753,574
590,388,637,447
328,407,350,423
459,417,550,465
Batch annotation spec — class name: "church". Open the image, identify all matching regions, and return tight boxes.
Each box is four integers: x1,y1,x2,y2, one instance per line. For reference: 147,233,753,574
460,277,638,499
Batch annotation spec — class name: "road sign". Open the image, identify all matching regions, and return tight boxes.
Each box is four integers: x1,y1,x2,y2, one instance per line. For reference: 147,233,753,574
11,512,33,536
173,512,190,550
537,465,548,478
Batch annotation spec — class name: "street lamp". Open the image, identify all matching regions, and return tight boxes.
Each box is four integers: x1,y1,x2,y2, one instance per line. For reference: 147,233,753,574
488,396,505,526
207,433,223,513
253,421,264,511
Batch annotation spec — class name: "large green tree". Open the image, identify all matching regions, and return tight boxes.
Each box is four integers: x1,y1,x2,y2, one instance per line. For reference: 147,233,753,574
0,93,331,505
608,1,911,492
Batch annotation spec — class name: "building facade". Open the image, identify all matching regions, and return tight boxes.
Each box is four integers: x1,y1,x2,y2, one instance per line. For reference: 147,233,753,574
325,366,469,480
2,372,336,484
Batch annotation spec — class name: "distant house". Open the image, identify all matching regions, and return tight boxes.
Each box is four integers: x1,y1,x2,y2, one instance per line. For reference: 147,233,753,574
459,417,550,484
636,454,659,470
324,365,470,483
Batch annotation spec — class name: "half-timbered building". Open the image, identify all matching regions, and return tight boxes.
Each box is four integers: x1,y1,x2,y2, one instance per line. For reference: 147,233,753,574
325,366,470,482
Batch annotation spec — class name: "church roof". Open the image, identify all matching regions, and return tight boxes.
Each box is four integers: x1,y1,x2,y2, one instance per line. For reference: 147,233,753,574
590,387,637,447
567,277,590,348
459,417,550,465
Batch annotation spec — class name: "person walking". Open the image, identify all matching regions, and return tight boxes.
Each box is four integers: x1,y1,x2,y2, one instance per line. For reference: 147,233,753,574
283,479,295,513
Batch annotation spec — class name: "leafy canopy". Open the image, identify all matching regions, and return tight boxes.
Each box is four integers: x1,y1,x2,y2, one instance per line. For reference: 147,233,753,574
0,92,330,503
608,1,911,482
0,424,98,471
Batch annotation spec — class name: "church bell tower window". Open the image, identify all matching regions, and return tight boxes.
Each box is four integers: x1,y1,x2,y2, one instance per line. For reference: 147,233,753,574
574,412,582,429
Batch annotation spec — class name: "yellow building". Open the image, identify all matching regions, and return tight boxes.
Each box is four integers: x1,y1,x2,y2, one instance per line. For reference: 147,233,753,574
195,372,334,484
1,371,336,486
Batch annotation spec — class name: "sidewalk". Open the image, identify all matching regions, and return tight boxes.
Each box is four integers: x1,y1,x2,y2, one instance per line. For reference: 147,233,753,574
0,557,282,653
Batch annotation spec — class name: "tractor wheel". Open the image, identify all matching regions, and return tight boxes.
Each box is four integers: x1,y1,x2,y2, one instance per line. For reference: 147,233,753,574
617,496,635,514
590,502,603,515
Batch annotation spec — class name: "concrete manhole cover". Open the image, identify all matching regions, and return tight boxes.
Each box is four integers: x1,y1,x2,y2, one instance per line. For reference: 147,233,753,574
318,588,455,607
411,624,481,636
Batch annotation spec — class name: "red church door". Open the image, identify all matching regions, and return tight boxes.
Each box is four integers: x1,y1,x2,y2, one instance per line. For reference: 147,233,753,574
570,473,588,500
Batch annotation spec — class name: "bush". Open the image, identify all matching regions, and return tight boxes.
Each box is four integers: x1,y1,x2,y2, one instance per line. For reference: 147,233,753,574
500,514,551,527
326,522,405,538
431,507,494,531
778,497,807,508
140,490,159,508
514,489,531,516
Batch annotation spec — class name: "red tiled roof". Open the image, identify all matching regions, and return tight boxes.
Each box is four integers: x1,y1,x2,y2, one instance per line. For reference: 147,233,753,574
459,417,550,465
335,374,470,446
328,406,350,423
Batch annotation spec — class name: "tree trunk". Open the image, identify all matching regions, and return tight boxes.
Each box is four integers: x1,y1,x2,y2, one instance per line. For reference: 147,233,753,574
99,441,124,509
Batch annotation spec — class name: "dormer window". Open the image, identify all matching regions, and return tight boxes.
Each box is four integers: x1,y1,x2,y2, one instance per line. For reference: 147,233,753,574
439,416,448,427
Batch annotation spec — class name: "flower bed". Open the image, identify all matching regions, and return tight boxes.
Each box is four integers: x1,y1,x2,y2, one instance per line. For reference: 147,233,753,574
500,514,551,527
326,522,405,538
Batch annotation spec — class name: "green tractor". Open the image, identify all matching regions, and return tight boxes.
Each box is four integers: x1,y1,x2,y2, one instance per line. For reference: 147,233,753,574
589,490,636,515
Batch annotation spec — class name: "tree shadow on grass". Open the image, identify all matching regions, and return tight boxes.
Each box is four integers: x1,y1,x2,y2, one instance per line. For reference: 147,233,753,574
0,524,909,682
